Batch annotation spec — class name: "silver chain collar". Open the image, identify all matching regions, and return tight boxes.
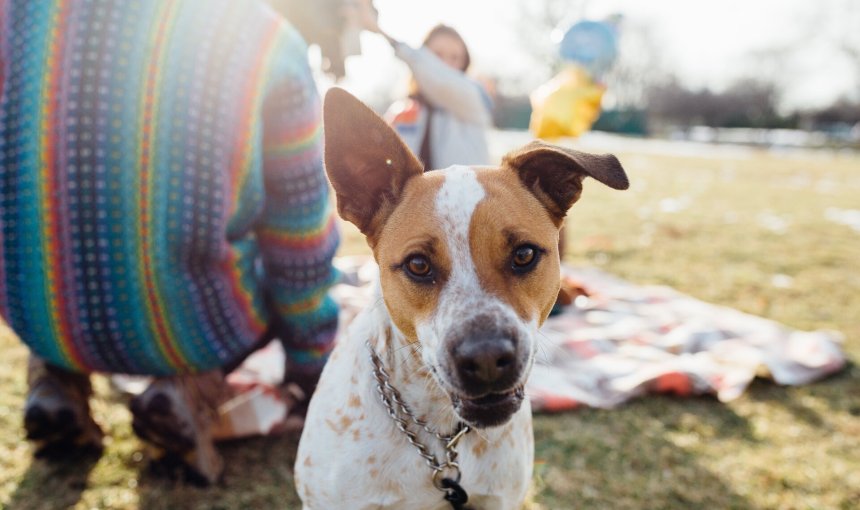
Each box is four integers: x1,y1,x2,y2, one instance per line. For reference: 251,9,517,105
367,340,471,491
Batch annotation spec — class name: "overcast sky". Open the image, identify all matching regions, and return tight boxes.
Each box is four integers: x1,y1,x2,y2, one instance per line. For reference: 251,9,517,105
337,0,857,110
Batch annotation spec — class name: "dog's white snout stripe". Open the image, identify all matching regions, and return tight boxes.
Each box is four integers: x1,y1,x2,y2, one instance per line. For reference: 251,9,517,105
425,166,535,395
435,165,485,293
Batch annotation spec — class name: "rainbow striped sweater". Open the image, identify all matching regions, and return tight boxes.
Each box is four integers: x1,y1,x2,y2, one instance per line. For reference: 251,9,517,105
0,0,340,376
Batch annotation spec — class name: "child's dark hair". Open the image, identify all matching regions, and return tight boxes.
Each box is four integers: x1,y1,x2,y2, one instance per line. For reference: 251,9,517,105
422,24,471,71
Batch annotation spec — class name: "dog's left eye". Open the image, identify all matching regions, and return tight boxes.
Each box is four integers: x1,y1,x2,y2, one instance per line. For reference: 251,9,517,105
403,255,434,282
511,245,540,273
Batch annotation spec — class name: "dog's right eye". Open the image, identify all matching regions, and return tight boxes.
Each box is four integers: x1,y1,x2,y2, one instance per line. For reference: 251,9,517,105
403,255,433,282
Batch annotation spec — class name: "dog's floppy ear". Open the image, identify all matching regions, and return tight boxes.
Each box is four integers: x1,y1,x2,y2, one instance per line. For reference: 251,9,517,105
503,140,628,225
323,88,424,238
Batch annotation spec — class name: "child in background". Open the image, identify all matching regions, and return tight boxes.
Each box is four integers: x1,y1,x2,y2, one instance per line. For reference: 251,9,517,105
361,7,492,169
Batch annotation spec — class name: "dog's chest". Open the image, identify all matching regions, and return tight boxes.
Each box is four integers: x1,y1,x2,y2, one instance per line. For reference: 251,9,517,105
300,414,533,510
358,412,533,509
294,312,533,510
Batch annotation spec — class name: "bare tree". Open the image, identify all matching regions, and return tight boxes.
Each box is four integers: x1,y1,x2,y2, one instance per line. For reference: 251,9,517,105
512,0,589,74
745,0,860,107
835,0,860,96
793,0,860,101
602,17,667,109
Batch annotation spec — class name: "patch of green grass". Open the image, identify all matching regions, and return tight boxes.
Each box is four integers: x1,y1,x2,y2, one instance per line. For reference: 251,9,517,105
1,143,858,509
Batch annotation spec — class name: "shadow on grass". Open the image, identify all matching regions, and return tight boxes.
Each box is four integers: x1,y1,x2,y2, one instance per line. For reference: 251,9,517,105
135,433,304,510
532,396,760,510
744,361,860,430
5,449,100,510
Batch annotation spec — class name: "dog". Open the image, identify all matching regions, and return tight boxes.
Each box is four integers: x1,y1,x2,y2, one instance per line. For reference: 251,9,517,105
294,88,628,510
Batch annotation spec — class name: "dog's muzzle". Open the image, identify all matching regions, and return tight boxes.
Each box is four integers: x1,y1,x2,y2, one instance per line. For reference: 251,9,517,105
441,317,528,428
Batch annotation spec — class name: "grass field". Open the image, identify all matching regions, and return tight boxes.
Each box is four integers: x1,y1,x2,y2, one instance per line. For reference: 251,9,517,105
1,134,858,509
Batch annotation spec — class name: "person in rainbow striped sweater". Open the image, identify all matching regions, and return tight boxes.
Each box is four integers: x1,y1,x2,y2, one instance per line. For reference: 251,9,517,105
0,0,344,483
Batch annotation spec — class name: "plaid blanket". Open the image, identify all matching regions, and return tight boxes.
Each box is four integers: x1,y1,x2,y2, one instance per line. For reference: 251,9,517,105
531,266,845,410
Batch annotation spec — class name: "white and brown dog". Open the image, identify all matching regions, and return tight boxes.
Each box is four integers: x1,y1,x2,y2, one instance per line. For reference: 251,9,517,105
294,89,628,510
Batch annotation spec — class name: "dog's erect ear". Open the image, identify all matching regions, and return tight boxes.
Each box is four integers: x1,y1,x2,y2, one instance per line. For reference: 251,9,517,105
503,140,628,225
323,88,424,238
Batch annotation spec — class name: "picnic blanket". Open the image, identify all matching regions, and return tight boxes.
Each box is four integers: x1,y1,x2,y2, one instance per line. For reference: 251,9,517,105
531,265,845,410
200,256,847,437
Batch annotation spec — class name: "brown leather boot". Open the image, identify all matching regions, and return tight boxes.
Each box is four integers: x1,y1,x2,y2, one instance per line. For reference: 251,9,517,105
24,355,104,457
130,371,231,486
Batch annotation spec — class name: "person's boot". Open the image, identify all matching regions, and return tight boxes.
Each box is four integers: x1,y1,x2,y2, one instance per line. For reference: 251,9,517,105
130,371,230,486
24,355,104,457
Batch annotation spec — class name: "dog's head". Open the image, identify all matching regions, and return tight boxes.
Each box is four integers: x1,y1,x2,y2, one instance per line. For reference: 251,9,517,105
324,88,628,428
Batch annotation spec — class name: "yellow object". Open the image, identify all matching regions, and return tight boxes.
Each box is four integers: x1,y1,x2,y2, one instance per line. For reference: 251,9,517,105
529,65,605,139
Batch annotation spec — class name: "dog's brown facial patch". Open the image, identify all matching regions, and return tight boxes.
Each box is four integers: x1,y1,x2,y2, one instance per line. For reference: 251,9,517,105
372,172,450,340
472,168,561,323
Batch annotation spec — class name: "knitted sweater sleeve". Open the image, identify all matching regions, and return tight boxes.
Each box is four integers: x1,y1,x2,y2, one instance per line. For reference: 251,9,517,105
0,3,6,100
393,43,492,127
256,25,340,375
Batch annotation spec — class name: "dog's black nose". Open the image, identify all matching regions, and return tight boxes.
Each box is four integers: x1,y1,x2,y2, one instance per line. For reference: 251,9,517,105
452,337,520,395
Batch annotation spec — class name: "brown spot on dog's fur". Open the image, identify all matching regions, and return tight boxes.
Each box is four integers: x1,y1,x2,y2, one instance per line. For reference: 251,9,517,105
352,429,361,441
304,456,312,467
347,394,361,408
472,439,488,457
370,468,379,479
325,416,353,435
368,455,377,464
384,479,404,496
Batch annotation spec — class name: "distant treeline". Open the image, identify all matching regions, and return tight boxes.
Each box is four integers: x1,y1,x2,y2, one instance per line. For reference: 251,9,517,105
493,79,860,139
645,78,860,131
